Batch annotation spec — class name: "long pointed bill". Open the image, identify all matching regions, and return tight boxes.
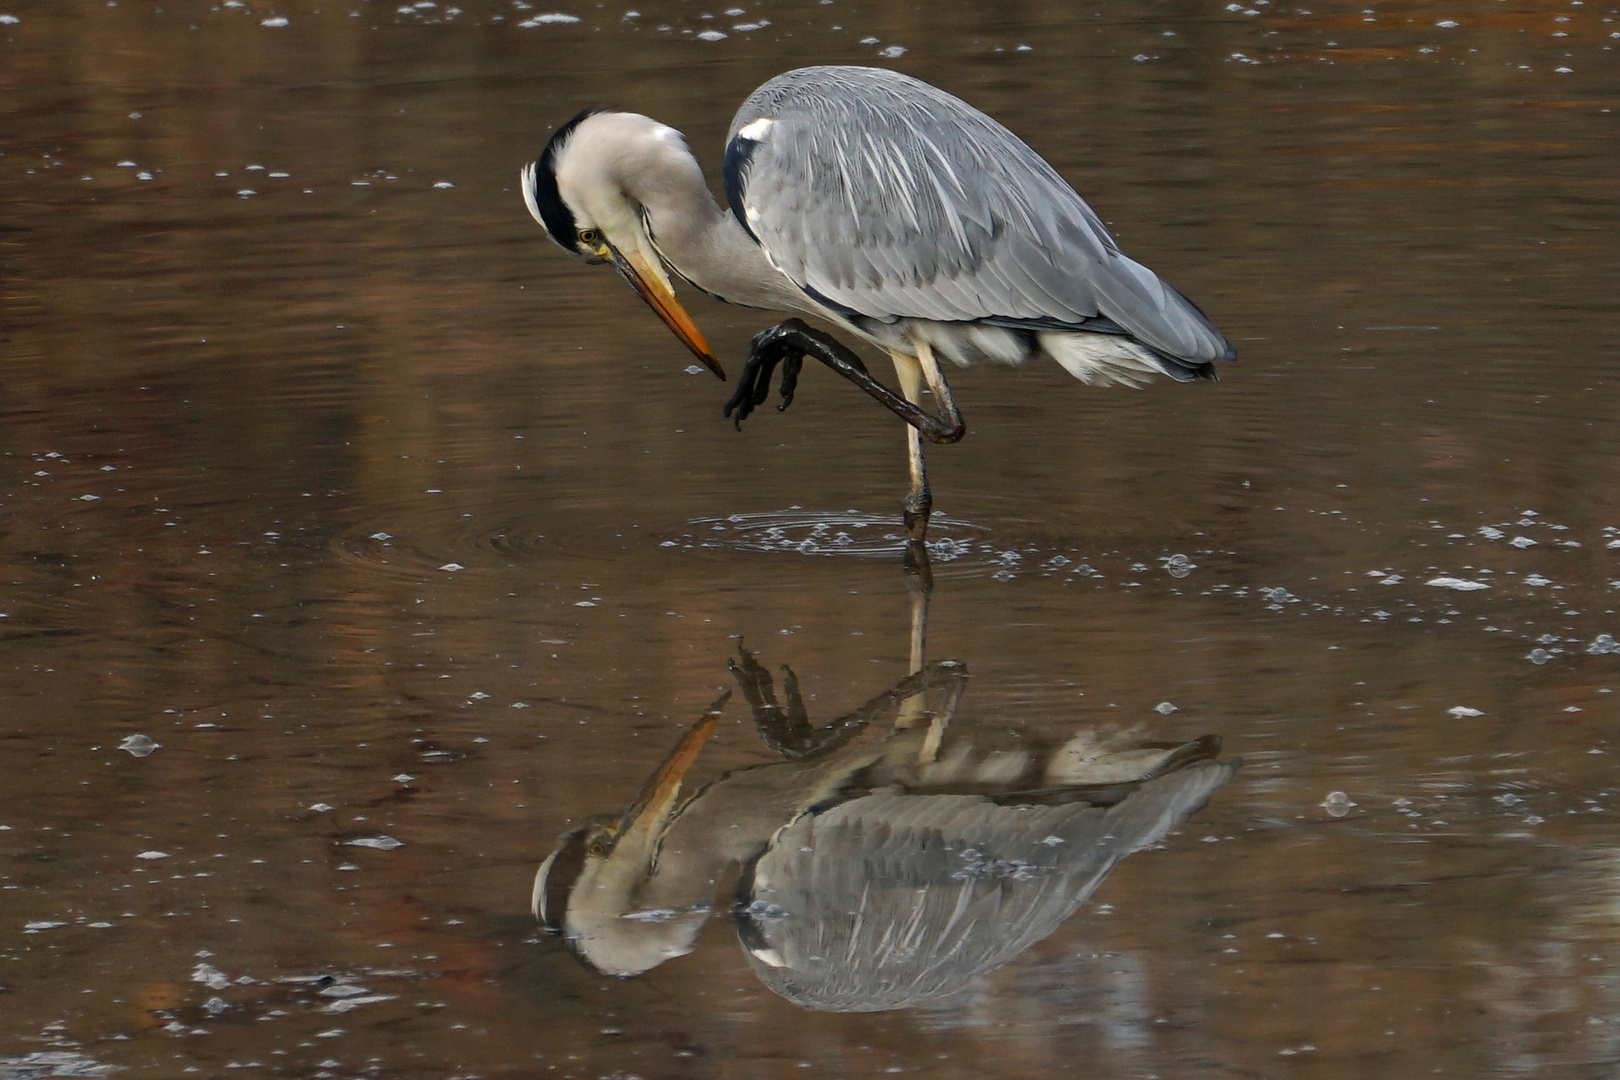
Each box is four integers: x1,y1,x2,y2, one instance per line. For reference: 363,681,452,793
606,694,728,854
607,244,725,380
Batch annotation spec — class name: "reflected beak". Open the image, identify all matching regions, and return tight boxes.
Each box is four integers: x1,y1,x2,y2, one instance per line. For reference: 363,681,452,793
606,693,728,855
607,244,726,380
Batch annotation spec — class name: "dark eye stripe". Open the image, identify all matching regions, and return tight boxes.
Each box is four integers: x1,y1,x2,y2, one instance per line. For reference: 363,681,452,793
527,108,597,250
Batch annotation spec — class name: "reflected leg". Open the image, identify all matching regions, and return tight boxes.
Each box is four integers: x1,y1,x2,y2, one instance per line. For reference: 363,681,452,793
896,535,933,730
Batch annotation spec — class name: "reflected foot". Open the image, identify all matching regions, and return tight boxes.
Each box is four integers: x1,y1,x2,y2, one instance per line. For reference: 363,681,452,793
729,644,870,761
729,644,969,762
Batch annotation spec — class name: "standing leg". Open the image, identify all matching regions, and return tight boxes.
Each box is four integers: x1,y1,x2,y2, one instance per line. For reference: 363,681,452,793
891,349,932,544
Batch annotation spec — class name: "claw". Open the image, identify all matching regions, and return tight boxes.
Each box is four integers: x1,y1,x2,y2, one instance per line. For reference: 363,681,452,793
721,318,959,444
723,326,794,428
775,352,803,412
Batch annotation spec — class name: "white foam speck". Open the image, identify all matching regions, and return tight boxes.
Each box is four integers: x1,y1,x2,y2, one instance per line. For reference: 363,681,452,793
346,836,404,850
119,734,160,757
1426,576,1488,591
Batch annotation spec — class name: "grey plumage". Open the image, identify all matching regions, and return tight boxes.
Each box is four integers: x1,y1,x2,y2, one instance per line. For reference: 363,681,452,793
725,67,1233,375
737,761,1237,1012
532,651,1238,1005
524,66,1235,540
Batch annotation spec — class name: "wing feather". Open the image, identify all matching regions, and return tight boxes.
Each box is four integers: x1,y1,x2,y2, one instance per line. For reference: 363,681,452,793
727,66,1233,363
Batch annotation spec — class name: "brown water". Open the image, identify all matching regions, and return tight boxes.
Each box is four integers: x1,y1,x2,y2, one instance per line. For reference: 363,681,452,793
4,0,1620,1076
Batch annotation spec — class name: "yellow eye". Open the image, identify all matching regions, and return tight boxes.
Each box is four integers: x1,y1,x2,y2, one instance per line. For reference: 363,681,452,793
579,228,599,245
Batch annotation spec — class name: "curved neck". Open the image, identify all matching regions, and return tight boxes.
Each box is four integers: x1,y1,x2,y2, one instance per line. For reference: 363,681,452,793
628,143,808,313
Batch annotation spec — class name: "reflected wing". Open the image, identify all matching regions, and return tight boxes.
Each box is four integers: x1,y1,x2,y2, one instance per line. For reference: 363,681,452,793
735,759,1236,1012
725,66,1233,363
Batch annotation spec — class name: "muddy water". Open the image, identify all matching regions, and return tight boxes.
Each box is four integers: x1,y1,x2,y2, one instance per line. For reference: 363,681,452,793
3,0,1619,1076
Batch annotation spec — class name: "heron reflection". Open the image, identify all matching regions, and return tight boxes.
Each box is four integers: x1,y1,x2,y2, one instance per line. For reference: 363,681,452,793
534,649,1236,1010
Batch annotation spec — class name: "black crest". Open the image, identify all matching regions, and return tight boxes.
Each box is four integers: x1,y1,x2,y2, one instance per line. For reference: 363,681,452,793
526,108,598,249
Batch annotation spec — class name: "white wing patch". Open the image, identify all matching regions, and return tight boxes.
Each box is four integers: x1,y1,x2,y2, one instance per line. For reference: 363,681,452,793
737,116,775,141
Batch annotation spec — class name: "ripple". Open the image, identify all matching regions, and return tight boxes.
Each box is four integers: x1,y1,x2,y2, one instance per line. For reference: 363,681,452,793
661,509,990,562
329,505,594,581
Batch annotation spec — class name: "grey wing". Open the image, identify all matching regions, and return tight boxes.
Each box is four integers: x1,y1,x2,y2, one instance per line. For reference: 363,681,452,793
725,66,1233,364
735,759,1236,1012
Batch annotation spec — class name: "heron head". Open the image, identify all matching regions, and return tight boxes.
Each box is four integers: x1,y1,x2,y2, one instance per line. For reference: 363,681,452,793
531,704,726,976
521,110,724,379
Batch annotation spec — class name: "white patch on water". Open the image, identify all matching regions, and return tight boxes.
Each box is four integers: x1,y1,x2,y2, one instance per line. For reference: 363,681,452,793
119,733,160,757
346,836,404,850
1426,577,1489,591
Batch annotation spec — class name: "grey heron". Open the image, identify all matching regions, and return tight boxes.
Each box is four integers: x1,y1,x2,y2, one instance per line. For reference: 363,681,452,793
522,66,1235,543
534,648,1236,1005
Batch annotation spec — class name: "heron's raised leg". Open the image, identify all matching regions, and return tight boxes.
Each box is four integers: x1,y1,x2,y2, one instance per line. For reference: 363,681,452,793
723,319,965,447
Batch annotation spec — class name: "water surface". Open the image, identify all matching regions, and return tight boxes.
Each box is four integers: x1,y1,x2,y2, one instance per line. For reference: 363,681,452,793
3,0,1619,1077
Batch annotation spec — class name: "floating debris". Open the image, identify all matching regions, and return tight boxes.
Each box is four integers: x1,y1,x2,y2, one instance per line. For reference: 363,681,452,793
192,963,231,990
1321,791,1355,817
118,733,160,757
1164,553,1196,578
346,836,404,850
317,983,371,998
1426,577,1489,591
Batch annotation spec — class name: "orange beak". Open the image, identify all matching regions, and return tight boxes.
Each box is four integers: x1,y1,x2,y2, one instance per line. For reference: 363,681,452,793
607,245,725,380
608,693,728,853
